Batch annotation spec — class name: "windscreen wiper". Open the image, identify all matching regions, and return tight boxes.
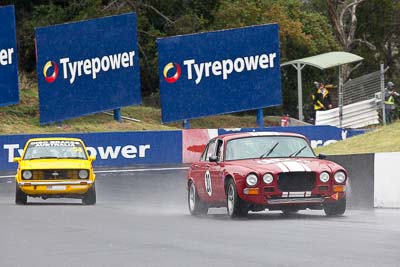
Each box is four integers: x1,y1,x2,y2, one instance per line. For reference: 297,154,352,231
28,156,61,160
288,145,307,157
259,142,279,159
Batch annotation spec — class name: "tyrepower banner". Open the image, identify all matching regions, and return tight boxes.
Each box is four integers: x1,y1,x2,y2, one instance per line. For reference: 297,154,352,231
0,131,182,170
0,5,19,107
35,13,141,125
182,126,366,163
157,23,281,123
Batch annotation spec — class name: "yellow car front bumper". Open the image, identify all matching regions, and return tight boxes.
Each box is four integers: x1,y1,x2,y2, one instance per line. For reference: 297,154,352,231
18,180,94,195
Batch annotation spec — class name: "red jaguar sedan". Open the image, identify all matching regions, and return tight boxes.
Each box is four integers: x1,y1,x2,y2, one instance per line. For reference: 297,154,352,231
187,132,347,218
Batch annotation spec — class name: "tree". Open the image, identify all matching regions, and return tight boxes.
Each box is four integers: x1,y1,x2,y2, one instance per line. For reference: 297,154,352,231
212,0,339,118
326,0,375,80
356,0,400,80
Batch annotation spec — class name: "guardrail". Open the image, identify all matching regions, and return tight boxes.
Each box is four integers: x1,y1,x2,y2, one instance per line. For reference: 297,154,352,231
0,126,365,170
316,98,379,128
2,128,398,208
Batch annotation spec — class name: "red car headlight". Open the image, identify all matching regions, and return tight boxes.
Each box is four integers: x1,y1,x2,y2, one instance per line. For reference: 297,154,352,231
319,172,330,183
263,173,274,184
334,171,346,184
246,174,258,186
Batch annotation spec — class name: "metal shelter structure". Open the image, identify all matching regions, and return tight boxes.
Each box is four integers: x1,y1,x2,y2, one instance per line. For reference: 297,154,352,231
281,52,363,126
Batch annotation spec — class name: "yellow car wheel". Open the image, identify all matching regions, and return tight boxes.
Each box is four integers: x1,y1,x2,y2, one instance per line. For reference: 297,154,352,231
82,183,96,205
15,185,27,205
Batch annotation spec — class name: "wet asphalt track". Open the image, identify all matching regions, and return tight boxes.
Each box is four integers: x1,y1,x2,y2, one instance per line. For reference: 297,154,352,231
1,166,400,267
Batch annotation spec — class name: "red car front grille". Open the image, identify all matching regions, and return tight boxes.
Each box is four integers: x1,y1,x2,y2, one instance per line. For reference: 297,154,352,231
277,172,316,191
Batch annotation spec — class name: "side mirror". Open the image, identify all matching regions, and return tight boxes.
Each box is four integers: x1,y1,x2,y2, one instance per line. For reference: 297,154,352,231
13,157,21,163
89,155,96,161
209,155,218,162
318,153,326,160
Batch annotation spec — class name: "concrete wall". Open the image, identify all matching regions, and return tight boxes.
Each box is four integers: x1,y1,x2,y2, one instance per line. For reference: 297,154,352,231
374,152,400,208
328,152,400,209
327,154,374,209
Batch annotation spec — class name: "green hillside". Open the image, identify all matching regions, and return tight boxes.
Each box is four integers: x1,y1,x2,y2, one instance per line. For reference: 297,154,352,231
315,122,400,155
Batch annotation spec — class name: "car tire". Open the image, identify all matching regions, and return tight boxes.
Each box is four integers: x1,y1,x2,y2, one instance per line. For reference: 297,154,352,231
15,185,27,205
324,198,346,216
226,179,248,218
188,181,208,216
82,183,96,205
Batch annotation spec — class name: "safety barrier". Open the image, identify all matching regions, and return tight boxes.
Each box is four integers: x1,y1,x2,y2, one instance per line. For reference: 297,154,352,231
316,98,379,128
1,128,399,208
328,152,400,209
1,126,364,170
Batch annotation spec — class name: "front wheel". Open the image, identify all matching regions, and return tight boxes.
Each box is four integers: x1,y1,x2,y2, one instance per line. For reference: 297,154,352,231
188,181,208,215
82,183,96,205
15,185,27,205
226,179,248,218
324,198,346,216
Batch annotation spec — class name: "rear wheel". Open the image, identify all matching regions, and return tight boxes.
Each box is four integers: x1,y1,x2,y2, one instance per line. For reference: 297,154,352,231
15,185,27,205
226,179,248,218
82,184,96,205
188,181,208,215
324,198,346,216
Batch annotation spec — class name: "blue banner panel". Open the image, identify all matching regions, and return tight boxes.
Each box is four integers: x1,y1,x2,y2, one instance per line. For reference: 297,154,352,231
0,5,19,107
0,131,182,171
35,13,141,125
157,23,281,123
218,126,366,148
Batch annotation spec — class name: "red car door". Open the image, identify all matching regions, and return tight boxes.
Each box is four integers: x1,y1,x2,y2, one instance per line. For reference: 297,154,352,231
207,139,226,203
192,140,217,202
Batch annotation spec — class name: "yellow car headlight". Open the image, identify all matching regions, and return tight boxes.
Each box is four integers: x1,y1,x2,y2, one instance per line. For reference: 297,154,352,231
22,170,32,180
78,170,89,179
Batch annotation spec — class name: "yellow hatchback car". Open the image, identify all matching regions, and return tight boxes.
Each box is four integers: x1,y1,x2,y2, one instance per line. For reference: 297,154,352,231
14,137,96,205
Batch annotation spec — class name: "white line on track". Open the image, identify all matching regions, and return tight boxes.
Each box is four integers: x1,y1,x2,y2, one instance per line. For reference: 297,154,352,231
0,175,14,179
0,167,189,179
95,167,189,174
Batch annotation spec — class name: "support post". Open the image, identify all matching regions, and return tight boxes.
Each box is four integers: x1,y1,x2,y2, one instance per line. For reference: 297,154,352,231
380,62,386,125
113,108,121,122
256,109,264,128
293,63,305,121
338,67,343,128
183,119,190,129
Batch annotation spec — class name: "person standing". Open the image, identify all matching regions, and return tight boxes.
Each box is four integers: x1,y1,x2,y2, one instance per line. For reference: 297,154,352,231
384,81,399,124
312,81,332,123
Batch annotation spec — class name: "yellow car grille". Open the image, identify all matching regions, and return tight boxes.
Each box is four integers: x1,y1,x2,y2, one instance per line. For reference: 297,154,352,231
30,170,79,180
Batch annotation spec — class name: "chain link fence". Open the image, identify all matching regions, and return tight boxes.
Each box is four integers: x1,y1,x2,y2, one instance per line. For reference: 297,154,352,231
343,70,381,105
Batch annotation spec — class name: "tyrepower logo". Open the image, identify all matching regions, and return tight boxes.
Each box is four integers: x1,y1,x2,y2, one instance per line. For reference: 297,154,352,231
164,52,277,85
163,62,181,83
43,61,59,83
43,51,136,84
4,143,151,162
0,48,14,66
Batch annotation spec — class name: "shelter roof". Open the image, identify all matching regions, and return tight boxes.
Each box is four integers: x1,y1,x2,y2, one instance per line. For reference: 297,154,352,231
281,51,363,70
